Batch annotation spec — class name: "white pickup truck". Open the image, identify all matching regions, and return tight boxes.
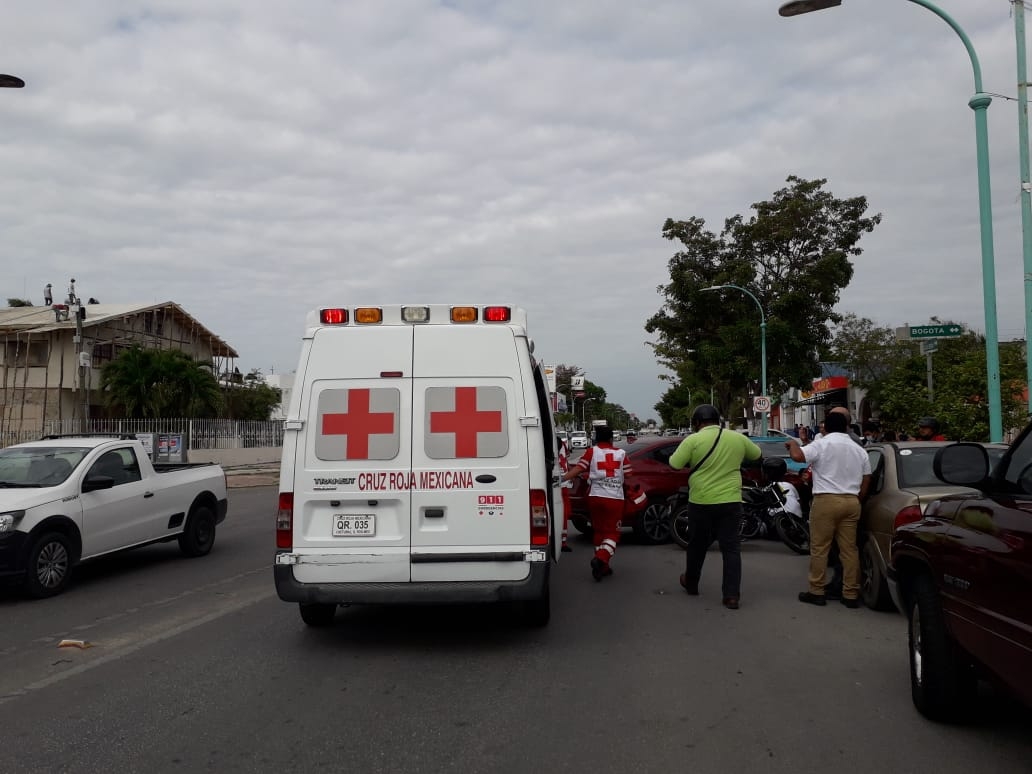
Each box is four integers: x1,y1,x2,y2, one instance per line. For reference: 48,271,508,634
0,434,228,597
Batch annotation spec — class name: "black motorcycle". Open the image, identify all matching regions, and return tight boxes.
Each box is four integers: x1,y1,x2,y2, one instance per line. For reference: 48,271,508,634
668,481,809,555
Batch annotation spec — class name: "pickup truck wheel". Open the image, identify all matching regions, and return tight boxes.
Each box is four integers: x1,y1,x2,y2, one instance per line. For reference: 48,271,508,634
178,505,216,557
860,541,893,611
633,501,671,544
23,532,74,598
299,602,337,627
908,573,976,721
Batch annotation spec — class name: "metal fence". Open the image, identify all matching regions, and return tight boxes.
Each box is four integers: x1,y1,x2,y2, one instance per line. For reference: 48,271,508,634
1,418,285,450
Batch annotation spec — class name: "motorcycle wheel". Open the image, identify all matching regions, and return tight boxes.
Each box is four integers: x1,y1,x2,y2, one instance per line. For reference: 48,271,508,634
738,510,763,540
669,504,695,550
776,514,810,555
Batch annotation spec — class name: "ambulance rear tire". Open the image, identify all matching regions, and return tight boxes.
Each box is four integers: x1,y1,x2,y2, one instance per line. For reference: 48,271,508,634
299,602,337,627
519,584,551,627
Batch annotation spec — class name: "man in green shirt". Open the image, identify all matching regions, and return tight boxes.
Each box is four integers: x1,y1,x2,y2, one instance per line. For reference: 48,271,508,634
668,405,762,610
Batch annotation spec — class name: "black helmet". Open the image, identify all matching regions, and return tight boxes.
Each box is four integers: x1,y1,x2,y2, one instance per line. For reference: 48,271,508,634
918,417,940,433
761,456,787,481
690,404,721,430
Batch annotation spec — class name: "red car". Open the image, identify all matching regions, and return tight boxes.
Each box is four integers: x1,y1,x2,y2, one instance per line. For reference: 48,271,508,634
568,435,811,544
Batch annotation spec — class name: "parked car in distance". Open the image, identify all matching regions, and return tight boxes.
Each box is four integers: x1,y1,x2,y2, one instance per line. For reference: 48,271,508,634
888,433,1032,722
568,435,812,544
0,435,228,598
860,441,1007,611
569,430,589,449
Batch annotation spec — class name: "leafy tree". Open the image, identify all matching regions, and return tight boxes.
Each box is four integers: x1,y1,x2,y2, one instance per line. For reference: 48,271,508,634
222,379,283,420
646,176,881,422
826,314,912,390
7,298,32,307
100,347,224,418
867,329,1026,441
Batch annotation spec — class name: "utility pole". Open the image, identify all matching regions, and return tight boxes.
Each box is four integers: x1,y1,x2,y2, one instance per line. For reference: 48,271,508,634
1015,0,1032,415
74,301,88,431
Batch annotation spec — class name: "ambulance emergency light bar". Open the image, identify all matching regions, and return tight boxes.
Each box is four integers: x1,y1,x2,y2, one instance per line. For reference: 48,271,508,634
316,305,515,326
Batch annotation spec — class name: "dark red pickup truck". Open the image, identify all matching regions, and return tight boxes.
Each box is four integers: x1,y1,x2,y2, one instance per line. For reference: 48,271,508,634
888,430,1032,721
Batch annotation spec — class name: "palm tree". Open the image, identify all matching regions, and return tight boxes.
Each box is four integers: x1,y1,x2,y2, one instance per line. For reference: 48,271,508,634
100,347,224,418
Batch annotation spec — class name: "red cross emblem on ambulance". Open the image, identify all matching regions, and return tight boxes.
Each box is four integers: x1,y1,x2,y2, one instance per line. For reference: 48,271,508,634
316,388,400,461
426,386,507,459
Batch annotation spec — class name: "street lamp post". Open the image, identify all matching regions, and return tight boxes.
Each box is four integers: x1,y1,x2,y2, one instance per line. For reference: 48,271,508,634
582,398,594,432
702,284,767,435
779,0,1004,443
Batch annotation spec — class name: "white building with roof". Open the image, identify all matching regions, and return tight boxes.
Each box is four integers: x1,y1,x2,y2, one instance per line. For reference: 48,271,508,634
0,301,237,437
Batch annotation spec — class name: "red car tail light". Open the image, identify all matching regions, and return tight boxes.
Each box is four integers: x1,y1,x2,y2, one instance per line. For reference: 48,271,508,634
893,505,922,532
276,492,294,549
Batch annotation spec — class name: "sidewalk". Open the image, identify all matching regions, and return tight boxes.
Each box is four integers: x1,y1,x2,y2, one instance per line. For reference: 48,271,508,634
223,463,280,489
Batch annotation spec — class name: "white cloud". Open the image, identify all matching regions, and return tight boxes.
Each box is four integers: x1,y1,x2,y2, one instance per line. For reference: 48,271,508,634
0,0,1026,421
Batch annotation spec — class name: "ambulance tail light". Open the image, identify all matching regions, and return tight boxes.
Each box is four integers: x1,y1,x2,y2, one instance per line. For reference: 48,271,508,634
450,306,478,323
530,489,549,546
320,308,348,325
483,306,511,323
276,492,294,549
402,306,430,323
355,307,383,324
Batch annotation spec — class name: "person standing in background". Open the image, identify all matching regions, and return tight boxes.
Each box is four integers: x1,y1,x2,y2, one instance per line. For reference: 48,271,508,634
668,404,761,610
787,411,871,608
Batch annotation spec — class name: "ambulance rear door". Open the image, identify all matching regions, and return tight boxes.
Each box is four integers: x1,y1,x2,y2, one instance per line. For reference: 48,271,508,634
410,324,532,583
293,325,414,584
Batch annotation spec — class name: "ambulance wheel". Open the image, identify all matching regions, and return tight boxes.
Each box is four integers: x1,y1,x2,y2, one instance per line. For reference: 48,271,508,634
571,517,593,538
518,584,551,627
299,602,337,627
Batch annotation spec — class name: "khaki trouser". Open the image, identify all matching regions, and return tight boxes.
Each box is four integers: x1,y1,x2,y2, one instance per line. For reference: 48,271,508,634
808,493,861,599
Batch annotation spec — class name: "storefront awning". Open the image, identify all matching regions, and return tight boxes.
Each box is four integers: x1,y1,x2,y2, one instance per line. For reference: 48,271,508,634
794,388,848,407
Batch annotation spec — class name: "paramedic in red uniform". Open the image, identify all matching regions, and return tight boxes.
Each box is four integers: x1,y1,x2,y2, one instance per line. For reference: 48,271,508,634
562,425,630,580
557,433,573,552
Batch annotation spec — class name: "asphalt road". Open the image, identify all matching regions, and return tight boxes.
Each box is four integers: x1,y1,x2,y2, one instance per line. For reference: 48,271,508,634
1,486,1029,774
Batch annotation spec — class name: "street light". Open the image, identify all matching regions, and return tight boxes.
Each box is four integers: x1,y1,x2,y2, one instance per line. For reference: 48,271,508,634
779,0,1003,443
582,398,594,432
0,74,25,88
702,284,767,435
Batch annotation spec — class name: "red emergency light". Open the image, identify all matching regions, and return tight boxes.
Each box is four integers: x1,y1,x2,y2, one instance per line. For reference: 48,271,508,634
483,306,511,323
320,308,349,325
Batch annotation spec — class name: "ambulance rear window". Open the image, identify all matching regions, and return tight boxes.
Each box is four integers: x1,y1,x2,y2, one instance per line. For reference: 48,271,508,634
314,387,401,461
424,386,508,459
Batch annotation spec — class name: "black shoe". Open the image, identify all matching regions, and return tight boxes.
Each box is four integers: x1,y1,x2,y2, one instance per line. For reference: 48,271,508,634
679,574,699,595
840,597,860,609
590,557,612,581
798,592,827,607
561,544,573,553
723,597,740,610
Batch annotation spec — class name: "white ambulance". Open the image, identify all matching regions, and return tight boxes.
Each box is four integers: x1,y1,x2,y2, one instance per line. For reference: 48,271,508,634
274,304,562,627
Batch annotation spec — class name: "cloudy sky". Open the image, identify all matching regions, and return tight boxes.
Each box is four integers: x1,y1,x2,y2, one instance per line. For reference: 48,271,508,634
1,1,1028,421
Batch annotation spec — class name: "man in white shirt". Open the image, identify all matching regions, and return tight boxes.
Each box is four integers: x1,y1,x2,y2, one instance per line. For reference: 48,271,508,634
786,411,871,608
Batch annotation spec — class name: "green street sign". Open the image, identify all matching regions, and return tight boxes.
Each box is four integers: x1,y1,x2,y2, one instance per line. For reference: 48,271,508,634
909,324,962,339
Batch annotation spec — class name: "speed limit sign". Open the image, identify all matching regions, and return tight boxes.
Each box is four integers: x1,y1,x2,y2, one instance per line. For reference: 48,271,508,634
753,396,771,413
